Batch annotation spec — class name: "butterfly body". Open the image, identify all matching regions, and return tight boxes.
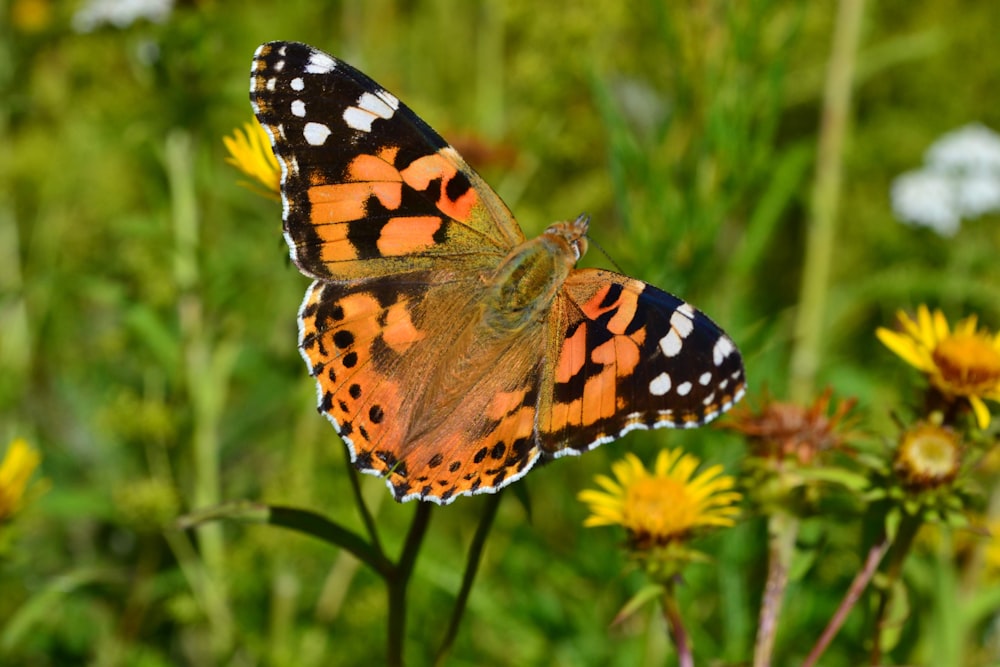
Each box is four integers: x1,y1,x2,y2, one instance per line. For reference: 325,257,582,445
251,41,746,504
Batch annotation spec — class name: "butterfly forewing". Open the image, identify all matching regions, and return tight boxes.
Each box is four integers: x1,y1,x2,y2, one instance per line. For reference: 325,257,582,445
250,41,746,505
250,41,522,284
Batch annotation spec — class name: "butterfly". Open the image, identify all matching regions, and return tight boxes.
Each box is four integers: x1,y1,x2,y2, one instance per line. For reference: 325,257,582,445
250,41,746,505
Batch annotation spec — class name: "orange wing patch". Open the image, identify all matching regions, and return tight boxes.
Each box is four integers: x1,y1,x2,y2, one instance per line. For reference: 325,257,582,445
300,282,428,476
399,153,478,222
376,216,443,256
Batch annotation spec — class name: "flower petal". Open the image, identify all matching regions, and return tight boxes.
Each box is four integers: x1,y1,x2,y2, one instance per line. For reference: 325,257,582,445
970,395,992,430
877,328,933,372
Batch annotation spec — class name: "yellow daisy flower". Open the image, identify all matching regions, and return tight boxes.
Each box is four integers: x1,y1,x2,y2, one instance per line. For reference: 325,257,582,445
578,449,741,548
223,120,281,198
877,305,1000,429
0,438,41,521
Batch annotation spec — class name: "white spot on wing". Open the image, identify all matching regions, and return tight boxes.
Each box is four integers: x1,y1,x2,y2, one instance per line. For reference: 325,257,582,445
303,122,332,146
291,77,304,91
649,372,672,396
306,51,337,73
670,309,695,338
343,107,376,132
677,302,695,317
677,381,692,396
291,100,306,117
343,91,399,132
699,372,712,385
714,336,735,366
659,330,682,357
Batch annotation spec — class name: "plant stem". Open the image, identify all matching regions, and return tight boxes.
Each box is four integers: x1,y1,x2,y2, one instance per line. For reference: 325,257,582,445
343,443,386,556
753,511,799,667
165,130,235,654
661,582,694,667
434,493,503,666
802,534,891,667
870,514,921,665
386,501,434,667
788,0,865,398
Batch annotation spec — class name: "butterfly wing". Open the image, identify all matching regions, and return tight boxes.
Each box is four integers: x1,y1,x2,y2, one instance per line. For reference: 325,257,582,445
299,275,547,504
250,41,523,284
538,269,746,454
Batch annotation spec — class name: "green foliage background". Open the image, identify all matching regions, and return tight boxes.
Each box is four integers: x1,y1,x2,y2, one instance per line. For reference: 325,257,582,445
2,0,1000,665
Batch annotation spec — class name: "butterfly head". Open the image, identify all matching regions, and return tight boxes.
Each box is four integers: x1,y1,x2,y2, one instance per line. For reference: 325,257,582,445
543,213,590,262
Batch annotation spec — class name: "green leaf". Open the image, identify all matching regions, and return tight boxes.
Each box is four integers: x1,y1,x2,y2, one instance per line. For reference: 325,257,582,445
611,583,665,627
177,502,390,577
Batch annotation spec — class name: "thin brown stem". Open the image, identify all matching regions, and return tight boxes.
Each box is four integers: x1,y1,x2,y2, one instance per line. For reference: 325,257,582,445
753,512,799,667
802,534,891,667
661,583,694,667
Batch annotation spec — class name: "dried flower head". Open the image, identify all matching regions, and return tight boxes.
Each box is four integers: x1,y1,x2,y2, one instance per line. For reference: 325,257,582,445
893,422,961,490
722,389,856,465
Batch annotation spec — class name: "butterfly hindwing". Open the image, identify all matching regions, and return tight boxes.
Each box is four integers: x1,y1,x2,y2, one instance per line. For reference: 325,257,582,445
250,41,523,284
538,270,746,454
300,275,545,503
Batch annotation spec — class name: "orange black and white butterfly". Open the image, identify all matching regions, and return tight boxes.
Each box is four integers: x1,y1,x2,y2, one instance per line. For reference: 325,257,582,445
250,41,746,505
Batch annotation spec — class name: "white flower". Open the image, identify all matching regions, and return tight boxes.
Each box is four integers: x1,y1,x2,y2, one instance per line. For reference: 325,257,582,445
890,169,961,236
891,123,1000,236
73,0,173,33
926,123,1000,174
956,171,1000,218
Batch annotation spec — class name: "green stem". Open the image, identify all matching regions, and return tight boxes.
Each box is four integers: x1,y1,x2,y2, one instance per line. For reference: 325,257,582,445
870,514,922,665
788,0,866,398
165,130,235,654
386,501,434,667
802,534,891,667
344,442,385,557
434,493,503,666
753,511,799,667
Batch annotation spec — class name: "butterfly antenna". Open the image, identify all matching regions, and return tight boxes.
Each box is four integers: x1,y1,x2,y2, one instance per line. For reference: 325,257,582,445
586,234,626,274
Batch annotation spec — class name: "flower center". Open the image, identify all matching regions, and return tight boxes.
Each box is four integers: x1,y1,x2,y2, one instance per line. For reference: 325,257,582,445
623,477,694,542
895,424,960,488
932,333,1000,394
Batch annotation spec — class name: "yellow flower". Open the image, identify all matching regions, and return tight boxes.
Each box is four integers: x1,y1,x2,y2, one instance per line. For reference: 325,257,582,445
985,520,1000,578
877,305,1000,429
11,0,52,33
578,449,741,548
0,438,41,521
223,120,281,199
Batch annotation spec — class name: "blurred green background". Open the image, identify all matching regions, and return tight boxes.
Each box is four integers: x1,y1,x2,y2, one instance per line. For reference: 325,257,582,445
2,0,1000,665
